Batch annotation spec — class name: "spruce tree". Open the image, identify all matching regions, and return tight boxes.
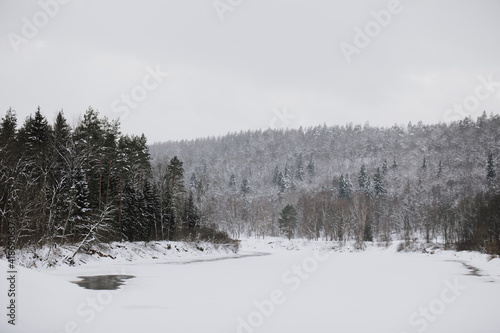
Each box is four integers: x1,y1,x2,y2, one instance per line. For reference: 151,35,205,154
338,174,353,200
0,108,18,242
68,168,91,241
373,168,385,197
163,156,185,240
358,165,371,196
73,107,105,210
21,107,52,170
0,108,18,160
190,173,197,191
52,111,71,161
278,204,297,240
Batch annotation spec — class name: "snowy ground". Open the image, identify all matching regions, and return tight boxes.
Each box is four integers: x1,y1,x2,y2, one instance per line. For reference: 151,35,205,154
0,241,239,269
1,239,500,333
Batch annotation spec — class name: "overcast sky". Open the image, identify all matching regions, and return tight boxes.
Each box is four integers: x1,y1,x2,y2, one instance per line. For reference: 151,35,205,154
1,0,500,142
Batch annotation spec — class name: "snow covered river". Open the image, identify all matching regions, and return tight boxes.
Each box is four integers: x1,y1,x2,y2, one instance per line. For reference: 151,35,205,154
2,247,500,333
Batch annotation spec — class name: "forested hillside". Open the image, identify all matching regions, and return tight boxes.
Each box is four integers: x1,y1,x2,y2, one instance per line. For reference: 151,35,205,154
0,107,232,259
150,112,500,254
1,107,499,256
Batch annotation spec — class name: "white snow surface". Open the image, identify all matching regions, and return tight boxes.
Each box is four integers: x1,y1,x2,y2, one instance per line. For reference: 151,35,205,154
0,241,239,269
1,238,500,333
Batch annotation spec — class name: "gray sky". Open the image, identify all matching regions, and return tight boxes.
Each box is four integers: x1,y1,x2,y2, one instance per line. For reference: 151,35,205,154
1,0,500,142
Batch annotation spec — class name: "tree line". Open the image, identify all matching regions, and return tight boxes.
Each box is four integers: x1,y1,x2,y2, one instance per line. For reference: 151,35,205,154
151,112,500,255
1,107,499,255
0,107,233,256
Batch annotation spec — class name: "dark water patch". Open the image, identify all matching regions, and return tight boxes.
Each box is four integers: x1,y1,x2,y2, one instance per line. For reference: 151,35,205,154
461,262,482,276
444,260,483,277
73,275,134,290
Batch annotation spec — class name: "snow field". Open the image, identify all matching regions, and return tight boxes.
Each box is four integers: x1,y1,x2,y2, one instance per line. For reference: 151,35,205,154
1,239,499,333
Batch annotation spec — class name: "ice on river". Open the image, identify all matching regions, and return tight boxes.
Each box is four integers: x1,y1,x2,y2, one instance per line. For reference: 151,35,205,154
1,240,500,333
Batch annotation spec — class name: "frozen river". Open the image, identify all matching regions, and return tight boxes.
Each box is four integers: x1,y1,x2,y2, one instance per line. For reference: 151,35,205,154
2,247,500,333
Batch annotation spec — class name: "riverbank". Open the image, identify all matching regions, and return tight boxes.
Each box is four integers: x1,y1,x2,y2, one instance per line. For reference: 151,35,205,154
0,240,239,270
2,237,499,279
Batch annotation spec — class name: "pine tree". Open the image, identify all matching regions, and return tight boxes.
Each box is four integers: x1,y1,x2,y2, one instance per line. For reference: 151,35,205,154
0,107,164,247
278,204,297,240
167,156,184,193
373,168,385,197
